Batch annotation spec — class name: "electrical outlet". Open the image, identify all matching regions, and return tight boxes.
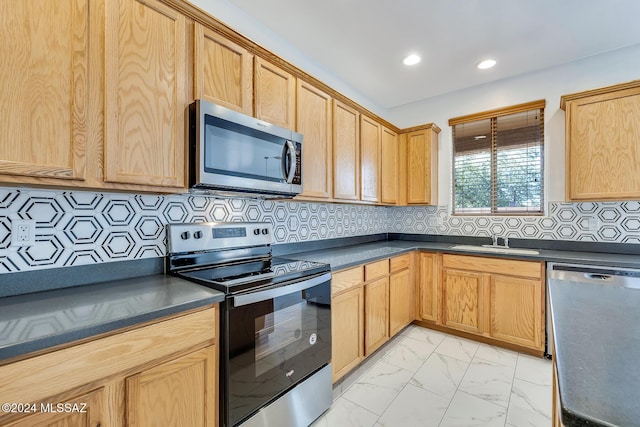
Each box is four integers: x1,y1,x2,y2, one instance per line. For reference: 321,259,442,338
11,220,36,246
587,217,600,231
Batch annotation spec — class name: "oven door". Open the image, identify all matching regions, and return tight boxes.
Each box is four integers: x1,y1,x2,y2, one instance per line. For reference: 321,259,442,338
224,272,331,427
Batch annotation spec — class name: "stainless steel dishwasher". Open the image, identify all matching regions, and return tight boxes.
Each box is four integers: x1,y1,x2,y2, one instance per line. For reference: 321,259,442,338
546,262,640,357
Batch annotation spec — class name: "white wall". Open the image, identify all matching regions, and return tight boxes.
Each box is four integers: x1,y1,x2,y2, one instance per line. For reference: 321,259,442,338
186,0,387,118
387,44,640,205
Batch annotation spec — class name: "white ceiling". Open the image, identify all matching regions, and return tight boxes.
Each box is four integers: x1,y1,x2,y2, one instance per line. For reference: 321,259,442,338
224,0,640,109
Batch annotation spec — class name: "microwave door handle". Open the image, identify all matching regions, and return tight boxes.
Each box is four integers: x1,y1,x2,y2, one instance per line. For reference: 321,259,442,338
285,140,296,183
231,272,331,307
281,142,289,180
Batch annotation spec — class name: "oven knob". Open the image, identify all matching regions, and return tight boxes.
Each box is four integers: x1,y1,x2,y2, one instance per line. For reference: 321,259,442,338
261,228,269,235
193,231,203,239
180,231,191,240
253,229,261,236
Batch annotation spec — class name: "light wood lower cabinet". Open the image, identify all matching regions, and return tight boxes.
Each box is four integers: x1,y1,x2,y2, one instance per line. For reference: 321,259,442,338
331,266,365,382
389,267,412,336
419,252,439,323
365,276,389,355
437,254,545,352
0,306,218,427
3,388,105,427
442,268,485,335
331,285,365,382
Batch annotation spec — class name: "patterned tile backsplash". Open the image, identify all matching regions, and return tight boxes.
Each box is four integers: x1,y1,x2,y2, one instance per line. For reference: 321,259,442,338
1,185,640,273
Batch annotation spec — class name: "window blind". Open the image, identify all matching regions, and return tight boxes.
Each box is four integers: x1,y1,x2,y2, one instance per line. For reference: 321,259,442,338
450,101,545,215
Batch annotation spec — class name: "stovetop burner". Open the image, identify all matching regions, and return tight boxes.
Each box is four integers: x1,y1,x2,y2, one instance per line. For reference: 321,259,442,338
175,256,329,294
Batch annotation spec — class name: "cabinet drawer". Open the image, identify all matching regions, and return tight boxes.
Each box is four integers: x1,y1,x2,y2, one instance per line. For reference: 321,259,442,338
390,254,411,272
365,259,389,281
332,266,364,296
442,254,541,279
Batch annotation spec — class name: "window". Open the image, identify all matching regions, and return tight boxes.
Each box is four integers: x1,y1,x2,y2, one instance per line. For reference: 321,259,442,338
449,100,545,215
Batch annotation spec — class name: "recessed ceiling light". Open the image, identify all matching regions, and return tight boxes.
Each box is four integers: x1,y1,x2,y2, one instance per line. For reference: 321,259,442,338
403,54,421,66
476,59,497,70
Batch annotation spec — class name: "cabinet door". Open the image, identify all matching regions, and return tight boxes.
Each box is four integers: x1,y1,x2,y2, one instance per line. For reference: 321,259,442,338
365,277,389,355
4,388,105,427
296,80,332,199
126,346,216,427
419,252,439,323
567,87,640,200
194,23,253,115
360,115,381,203
333,100,360,200
104,0,187,189
381,127,399,204
0,0,88,182
442,268,484,335
332,287,364,382
406,129,438,204
389,268,412,336
254,57,295,129
489,274,543,350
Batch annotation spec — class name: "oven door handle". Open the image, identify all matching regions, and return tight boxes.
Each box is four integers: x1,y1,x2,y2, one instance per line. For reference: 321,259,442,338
231,272,331,307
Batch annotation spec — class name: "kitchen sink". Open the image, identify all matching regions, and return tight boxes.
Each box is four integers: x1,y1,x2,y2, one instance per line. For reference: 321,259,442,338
450,245,540,255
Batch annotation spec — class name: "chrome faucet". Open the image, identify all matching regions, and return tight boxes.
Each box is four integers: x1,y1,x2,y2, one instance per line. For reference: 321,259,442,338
491,234,509,248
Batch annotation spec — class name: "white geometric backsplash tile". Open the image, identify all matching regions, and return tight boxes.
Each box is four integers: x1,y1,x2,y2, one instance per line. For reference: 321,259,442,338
1,185,640,274
387,203,640,244
0,187,386,273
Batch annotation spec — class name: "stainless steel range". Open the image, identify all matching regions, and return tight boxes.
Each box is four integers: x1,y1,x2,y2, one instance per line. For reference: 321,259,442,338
167,222,332,427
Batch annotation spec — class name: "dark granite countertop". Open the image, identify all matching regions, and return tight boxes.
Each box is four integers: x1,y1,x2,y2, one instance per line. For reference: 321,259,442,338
287,240,640,271
549,277,640,427
0,274,224,363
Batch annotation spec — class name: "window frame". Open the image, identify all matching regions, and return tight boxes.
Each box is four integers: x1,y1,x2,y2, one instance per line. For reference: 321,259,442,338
449,100,546,216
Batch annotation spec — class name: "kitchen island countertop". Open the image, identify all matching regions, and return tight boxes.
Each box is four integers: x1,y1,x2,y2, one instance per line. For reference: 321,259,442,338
549,277,640,427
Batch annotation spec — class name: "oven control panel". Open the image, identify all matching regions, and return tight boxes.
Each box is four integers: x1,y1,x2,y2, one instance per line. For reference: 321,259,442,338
167,222,271,254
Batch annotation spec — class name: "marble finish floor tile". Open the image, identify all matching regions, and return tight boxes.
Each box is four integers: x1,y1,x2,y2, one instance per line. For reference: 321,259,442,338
381,335,438,373
515,354,553,386
377,384,450,427
342,360,414,416
506,378,552,427
439,391,507,427
311,397,378,427
410,352,469,400
329,326,552,427
434,335,480,362
474,343,519,368
458,358,516,408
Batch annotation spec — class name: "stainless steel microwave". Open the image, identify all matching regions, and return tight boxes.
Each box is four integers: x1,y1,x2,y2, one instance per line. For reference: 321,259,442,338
188,99,303,197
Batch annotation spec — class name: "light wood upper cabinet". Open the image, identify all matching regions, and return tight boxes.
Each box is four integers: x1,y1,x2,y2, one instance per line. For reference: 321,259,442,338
333,100,361,200
0,0,89,183
126,346,216,427
104,0,187,189
405,127,439,205
561,81,640,201
194,23,253,115
296,80,332,199
360,115,381,203
254,57,296,129
381,127,399,204
419,252,439,323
